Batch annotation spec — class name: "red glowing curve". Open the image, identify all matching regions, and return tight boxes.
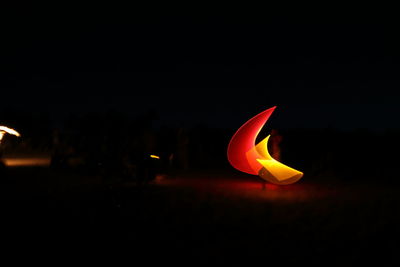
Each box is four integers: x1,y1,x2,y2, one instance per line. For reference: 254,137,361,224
227,106,276,175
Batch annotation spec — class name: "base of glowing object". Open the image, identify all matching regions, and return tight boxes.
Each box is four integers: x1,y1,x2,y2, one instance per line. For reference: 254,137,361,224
258,167,303,185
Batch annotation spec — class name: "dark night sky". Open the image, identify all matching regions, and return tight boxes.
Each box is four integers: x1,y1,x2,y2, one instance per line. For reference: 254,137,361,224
1,4,400,130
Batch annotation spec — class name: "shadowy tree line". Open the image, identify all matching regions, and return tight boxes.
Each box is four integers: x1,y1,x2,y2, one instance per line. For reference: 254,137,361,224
1,109,399,183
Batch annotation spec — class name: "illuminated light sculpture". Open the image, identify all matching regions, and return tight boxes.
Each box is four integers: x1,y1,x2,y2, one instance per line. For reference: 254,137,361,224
0,126,21,144
227,106,303,185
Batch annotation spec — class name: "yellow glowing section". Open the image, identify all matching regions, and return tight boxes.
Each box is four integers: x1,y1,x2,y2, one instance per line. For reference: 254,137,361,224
244,135,274,174
150,154,160,159
255,135,303,185
254,135,273,160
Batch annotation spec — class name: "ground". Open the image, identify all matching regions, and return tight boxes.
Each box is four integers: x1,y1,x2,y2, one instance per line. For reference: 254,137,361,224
0,167,399,265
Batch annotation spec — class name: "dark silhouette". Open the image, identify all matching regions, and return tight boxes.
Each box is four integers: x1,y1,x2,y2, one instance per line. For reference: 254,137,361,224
0,150,6,181
174,127,190,171
269,129,283,161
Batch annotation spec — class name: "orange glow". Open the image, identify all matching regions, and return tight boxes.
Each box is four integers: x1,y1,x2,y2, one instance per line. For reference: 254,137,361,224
150,154,160,159
227,107,303,185
3,157,51,167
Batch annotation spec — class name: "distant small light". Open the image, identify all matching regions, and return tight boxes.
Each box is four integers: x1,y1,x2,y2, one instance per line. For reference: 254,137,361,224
150,155,160,159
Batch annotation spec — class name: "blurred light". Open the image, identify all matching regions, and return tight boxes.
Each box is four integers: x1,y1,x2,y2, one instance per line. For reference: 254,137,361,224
3,157,51,167
0,126,21,137
150,154,160,159
0,125,21,144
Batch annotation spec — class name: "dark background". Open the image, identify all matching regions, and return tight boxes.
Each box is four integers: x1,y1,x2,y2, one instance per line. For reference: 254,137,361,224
1,4,400,264
1,4,400,130
1,4,400,178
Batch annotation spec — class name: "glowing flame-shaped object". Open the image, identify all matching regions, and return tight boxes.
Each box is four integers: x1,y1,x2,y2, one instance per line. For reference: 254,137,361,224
0,126,21,144
227,106,303,185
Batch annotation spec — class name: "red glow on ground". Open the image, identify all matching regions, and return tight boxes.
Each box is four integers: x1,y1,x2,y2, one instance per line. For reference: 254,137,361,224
154,172,331,202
